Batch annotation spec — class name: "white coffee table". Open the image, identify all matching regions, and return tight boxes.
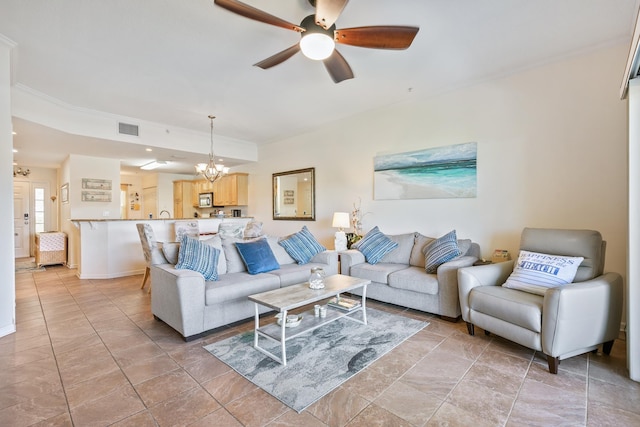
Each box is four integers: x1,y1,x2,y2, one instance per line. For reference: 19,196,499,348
248,274,370,366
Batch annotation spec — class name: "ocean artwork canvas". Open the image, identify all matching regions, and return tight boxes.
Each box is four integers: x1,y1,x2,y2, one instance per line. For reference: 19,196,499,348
374,142,477,200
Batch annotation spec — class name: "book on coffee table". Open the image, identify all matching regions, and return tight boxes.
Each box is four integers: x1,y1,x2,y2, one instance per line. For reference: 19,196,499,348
328,296,361,311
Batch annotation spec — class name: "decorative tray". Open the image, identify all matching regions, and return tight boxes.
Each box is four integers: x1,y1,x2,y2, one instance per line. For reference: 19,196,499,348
275,313,303,328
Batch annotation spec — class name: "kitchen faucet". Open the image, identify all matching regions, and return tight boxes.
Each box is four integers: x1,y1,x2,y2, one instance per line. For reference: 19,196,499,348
159,210,170,219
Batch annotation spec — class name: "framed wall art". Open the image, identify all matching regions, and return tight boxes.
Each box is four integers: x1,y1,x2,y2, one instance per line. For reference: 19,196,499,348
374,142,477,200
60,183,69,204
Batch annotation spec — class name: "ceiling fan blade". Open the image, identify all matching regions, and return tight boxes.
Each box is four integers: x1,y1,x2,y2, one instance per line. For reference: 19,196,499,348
214,0,304,32
323,50,354,83
335,26,419,49
254,44,301,69
314,0,348,29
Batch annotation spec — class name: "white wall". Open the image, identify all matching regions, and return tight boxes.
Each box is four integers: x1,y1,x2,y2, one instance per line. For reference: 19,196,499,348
242,44,628,289
0,37,16,337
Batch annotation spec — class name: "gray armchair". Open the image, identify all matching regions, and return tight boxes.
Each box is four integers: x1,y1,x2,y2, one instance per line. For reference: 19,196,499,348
458,228,623,374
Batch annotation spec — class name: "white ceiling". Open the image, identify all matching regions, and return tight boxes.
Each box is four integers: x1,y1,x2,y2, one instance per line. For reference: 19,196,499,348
2,0,639,174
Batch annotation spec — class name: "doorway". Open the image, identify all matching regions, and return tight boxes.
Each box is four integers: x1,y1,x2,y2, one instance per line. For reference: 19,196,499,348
13,181,30,258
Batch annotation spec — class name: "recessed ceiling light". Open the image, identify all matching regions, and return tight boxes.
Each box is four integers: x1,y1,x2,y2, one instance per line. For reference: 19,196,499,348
145,148,152,152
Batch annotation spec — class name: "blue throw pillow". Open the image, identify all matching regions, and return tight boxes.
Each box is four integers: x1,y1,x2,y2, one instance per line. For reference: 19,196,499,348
354,226,399,265
423,230,461,273
235,238,280,274
175,234,221,281
278,226,326,264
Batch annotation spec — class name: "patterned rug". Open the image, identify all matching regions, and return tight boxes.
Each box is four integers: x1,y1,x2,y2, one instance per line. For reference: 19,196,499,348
15,261,46,273
204,308,428,413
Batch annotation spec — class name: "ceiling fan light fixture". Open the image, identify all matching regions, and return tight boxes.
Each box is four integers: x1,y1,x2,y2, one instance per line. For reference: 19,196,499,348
300,33,335,60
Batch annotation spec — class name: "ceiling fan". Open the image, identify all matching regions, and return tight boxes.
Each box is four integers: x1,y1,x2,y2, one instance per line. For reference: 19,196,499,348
213,0,419,83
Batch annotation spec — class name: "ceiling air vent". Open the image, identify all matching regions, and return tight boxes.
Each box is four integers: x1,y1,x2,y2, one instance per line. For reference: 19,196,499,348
118,122,139,137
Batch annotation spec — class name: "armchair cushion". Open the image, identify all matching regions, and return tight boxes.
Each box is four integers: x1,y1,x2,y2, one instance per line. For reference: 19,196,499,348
354,226,399,264
503,250,584,296
424,230,461,273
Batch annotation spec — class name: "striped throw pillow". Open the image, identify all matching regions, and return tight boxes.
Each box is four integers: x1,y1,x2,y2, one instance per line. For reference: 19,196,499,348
175,234,221,281
278,226,326,264
354,226,399,265
423,230,461,273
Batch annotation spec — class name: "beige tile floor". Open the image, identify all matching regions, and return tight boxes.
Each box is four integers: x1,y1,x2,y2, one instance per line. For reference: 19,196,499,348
2,264,640,426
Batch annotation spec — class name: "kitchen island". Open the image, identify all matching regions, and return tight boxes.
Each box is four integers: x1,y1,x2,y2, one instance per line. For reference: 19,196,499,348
70,217,252,279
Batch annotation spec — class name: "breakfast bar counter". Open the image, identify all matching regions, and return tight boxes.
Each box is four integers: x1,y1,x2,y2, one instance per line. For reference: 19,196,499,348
70,217,252,279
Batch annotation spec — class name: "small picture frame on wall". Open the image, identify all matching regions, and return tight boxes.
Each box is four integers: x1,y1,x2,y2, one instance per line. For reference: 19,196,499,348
61,183,69,203
284,197,294,205
284,190,294,197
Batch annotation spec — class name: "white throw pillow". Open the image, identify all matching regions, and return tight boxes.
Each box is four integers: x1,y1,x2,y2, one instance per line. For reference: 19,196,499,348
502,250,584,296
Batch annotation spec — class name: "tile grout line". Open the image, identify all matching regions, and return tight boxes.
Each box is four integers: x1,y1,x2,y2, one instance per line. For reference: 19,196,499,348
30,271,75,426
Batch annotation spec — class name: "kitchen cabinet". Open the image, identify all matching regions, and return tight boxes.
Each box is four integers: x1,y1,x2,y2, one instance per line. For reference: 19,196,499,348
214,173,248,206
173,180,195,218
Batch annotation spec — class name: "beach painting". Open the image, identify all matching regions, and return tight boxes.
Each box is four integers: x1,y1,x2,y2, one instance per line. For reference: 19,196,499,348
374,142,477,200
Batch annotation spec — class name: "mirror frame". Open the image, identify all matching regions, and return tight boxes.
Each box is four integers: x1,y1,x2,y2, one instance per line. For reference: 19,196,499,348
272,167,316,221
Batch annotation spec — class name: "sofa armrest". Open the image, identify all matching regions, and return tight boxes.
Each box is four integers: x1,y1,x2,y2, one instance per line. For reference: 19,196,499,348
151,264,207,338
542,272,623,357
338,249,365,275
457,260,515,321
310,250,340,275
435,255,479,318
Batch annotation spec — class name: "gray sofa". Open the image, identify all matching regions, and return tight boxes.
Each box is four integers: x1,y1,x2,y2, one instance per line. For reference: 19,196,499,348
340,232,480,321
151,234,339,340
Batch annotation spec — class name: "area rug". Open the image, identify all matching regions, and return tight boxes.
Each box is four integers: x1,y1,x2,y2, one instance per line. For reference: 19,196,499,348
15,261,46,273
203,308,428,413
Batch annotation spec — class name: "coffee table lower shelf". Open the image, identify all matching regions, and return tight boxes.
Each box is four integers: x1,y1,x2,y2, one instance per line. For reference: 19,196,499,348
254,305,365,365
249,274,370,366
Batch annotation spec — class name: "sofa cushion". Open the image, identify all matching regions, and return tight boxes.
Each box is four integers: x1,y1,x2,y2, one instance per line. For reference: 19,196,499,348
266,262,329,287
278,226,326,264
161,242,180,265
202,235,227,275
388,266,439,295
456,239,472,257
205,272,280,305
265,235,296,265
379,233,415,264
410,233,435,268
235,238,280,275
423,230,461,273
175,235,221,281
470,286,543,332
350,262,408,285
221,236,253,273
354,226,399,265
502,250,584,296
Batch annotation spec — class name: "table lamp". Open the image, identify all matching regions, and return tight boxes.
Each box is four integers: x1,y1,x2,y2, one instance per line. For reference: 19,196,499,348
332,212,350,251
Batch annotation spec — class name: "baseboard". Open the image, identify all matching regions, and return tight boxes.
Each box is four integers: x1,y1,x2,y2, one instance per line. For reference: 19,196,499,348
0,323,16,339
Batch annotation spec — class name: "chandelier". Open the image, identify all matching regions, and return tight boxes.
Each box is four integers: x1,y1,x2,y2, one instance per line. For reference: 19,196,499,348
13,166,30,177
195,115,229,183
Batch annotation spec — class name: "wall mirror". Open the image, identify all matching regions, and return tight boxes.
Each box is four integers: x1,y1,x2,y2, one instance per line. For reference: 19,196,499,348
273,168,315,221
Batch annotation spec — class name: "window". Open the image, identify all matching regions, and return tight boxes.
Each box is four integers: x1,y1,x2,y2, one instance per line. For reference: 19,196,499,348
34,187,45,233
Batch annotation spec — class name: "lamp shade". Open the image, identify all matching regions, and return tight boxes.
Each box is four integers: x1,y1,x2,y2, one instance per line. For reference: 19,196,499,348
332,212,350,229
